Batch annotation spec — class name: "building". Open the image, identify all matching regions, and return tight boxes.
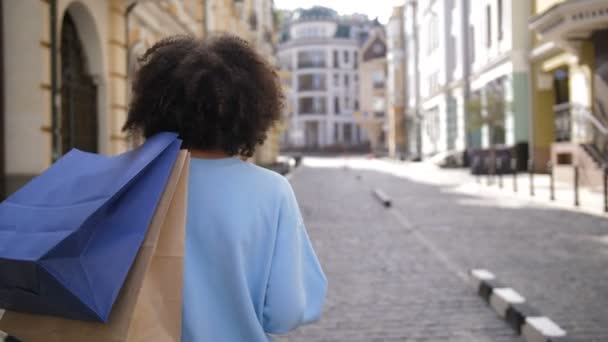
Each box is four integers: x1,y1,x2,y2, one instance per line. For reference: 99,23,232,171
386,6,407,158
277,6,375,150
357,26,388,152
468,0,532,162
0,0,279,198
529,0,608,187
403,0,423,158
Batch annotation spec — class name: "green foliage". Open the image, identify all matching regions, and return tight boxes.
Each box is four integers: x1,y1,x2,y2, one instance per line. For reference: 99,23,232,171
466,89,512,146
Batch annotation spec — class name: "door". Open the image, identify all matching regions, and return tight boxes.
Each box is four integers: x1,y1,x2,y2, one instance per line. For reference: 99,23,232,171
60,13,98,155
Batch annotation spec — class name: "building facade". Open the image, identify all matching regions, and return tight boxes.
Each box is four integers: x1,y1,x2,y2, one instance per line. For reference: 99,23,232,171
1,0,279,197
357,27,388,152
403,0,423,159
417,0,459,157
469,0,532,155
386,6,407,158
278,6,375,150
404,0,533,165
529,0,608,187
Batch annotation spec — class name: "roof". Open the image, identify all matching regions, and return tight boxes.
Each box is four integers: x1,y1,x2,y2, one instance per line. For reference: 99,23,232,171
292,6,338,22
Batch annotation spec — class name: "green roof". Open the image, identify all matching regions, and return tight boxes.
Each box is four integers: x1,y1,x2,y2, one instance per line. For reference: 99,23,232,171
292,6,337,22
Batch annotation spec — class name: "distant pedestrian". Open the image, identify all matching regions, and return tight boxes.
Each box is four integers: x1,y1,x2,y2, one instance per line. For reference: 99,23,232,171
123,34,327,342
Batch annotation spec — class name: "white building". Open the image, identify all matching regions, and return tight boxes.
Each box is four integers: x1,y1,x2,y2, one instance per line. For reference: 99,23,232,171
278,7,374,149
417,0,461,156
469,0,532,150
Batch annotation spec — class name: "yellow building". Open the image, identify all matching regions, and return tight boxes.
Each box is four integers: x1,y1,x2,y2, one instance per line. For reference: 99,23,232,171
529,0,608,189
357,27,387,152
385,6,407,158
0,0,279,197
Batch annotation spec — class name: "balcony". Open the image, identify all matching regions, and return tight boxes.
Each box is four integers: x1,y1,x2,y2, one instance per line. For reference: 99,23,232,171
529,0,608,42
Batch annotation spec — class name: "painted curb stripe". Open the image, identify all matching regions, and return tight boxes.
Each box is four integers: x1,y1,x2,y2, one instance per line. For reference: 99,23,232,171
470,269,569,341
505,302,541,334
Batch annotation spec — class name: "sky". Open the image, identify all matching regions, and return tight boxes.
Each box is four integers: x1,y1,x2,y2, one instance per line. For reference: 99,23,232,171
273,0,405,24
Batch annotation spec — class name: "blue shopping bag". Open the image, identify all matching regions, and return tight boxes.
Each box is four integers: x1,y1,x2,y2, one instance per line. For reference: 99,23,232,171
0,132,182,322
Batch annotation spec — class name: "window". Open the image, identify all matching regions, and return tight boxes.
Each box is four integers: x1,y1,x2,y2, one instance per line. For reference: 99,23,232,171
354,51,358,69
334,73,340,87
344,74,349,87
298,74,326,91
354,99,359,111
427,13,439,56
486,5,492,47
497,0,503,41
298,50,326,68
345,96,350,109
279,54,292,71
299,96,327,114
469,25,476,63
372,71,385,89
343,123,352,143
333,50,339,68
334,123,339,141
343,50,349,64
334,96,340,114
373,97,385,111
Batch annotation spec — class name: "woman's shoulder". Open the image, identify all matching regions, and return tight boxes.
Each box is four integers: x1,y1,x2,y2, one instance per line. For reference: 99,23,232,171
241,162,293,194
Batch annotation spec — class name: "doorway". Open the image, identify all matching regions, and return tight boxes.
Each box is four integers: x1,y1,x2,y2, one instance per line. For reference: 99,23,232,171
60,13,98,155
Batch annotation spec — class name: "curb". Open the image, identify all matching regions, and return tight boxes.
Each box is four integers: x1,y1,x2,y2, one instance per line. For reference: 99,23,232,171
470,269,570,342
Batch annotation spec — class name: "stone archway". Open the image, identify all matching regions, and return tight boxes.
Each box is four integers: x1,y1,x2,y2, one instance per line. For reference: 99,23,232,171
60,12,98,154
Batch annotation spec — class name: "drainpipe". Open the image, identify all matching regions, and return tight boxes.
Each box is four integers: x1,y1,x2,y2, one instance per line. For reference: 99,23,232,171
461,0,471,156
412,0,422,158
125,1,138,86
50,0,59,161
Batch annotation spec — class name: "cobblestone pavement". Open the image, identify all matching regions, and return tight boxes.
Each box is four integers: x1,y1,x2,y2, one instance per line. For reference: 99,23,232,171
277,160,521,342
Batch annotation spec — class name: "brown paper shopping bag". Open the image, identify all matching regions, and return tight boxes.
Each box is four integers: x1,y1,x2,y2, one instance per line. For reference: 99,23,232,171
0,151,190,342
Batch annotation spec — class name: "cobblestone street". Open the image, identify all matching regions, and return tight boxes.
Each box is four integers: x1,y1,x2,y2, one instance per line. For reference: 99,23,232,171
278,157,608,341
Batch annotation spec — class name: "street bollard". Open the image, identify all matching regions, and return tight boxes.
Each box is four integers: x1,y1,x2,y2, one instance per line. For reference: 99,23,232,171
497,159,503,189
528,160,535,197
486,157,492,186
373,188,392,208
548,161,555,201
512,158,518,193
574,165,579,207
474,158,481,184
604,165,608,213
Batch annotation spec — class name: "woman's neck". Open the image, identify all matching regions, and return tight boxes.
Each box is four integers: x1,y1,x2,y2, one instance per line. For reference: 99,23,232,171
190,149,231,160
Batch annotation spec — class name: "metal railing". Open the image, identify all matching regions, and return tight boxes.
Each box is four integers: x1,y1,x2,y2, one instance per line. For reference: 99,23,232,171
554,103,608,162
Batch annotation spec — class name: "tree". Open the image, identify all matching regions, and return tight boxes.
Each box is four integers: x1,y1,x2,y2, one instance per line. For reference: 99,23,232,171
466,87,511,176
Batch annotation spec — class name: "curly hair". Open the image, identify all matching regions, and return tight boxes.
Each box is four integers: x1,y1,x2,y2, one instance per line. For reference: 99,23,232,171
123,34,284,158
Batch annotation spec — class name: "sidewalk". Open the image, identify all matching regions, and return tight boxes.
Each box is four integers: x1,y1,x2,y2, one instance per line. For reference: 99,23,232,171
445,168,606,218
373,158,607,218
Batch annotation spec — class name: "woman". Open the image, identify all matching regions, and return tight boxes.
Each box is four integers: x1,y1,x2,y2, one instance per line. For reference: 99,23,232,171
123,35,327,341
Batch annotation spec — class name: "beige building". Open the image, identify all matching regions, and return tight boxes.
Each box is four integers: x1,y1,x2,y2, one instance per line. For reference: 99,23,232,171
357,27,387,152
385,6,407,158
1,0,279,197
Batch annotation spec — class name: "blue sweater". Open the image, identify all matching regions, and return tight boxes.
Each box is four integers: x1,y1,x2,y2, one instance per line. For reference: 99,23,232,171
182,157,327,341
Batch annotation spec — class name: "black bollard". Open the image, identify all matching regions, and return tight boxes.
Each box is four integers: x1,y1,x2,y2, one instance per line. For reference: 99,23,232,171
574,165,579,207
486,157,493,186
604,164,608,213
548,161,554,201
528,159,535,197
512,158,518,193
